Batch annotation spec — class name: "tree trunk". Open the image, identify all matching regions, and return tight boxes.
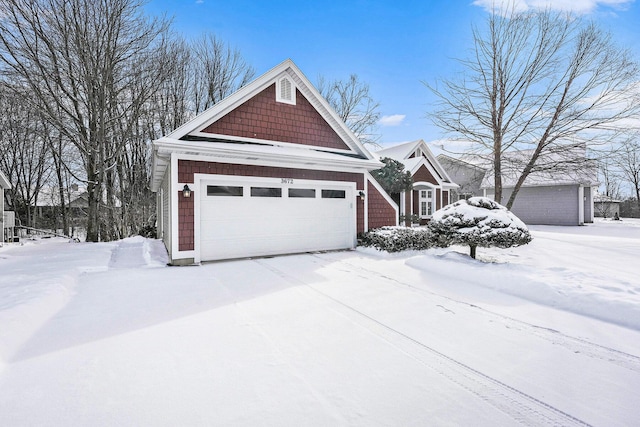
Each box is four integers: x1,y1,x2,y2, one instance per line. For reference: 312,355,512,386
470,245,477,259
86,164,100,242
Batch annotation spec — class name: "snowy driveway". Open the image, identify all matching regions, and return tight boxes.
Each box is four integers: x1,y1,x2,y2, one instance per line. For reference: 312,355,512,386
1,224,640,426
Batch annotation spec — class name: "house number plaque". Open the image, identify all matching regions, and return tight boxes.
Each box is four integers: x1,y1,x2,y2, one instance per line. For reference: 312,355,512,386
281,178,294,184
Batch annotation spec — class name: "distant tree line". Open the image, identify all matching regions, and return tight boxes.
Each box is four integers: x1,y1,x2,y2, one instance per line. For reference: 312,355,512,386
0,0,380,241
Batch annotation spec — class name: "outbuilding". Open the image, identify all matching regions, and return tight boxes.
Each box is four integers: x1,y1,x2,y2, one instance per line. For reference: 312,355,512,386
1,170,11,244
151,60,398,265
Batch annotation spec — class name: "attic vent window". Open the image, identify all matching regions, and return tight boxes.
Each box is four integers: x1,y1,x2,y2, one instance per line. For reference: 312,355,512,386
276,76,296,105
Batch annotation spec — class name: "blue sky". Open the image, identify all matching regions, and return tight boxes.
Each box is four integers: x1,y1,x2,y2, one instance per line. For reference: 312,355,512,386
144,0,640,149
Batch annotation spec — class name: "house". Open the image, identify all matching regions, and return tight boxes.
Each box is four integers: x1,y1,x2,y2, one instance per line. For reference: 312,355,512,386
375,140,458,225
436,155,486,201
150,59,398,265
34,184,87,230
438,147,598,226
1,170,11,243
594,194,621,218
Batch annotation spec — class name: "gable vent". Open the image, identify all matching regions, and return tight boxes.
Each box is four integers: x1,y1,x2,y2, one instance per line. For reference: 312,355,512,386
276,76,296,105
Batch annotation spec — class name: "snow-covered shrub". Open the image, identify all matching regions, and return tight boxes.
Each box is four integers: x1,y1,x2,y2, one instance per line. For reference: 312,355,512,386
428,197,532,259
358,226,434,252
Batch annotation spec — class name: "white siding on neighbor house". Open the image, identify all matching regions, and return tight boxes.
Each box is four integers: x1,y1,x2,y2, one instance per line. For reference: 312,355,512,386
504,185,580,226
583,186,593,223
1,188,4,244
161,168,171,258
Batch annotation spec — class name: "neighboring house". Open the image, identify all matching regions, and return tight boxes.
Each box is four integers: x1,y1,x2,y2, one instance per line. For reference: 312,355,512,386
438,147,598,226
375,140,458,225
594,194,621,218
437,154,486,201
1,170,11,243
150,59,398,265
34,184,87,231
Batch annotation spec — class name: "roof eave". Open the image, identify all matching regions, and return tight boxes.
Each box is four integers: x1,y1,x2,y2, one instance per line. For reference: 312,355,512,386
150,138,383,192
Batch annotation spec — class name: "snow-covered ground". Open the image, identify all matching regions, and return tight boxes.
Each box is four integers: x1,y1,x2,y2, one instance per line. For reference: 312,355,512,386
1,219,639,426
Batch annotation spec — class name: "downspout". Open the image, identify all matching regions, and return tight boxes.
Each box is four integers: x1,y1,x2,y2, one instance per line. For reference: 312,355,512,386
578,186,585,225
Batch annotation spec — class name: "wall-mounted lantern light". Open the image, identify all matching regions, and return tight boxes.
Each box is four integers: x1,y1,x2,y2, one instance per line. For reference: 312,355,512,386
182,184,192,198
358,190,366,201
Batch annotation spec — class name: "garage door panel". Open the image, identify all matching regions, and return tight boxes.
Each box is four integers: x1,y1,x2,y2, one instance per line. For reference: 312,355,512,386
199,179,355,261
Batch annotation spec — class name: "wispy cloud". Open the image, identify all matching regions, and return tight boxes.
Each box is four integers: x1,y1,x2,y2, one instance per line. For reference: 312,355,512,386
379,114,406,127
472,0,634,14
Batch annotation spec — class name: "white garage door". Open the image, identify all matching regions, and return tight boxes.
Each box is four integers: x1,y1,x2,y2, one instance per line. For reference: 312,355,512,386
199,177,356,261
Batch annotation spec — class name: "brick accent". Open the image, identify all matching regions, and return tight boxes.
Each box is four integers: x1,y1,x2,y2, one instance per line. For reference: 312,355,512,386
178,192,194,251
201,84,350,151
367,183,397,229
413,164,438,185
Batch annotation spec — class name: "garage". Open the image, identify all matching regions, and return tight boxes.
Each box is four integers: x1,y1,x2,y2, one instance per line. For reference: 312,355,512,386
151,60,399,265
197,176,356,261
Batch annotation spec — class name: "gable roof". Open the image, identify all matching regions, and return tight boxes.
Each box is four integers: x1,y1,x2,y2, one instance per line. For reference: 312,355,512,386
151,59,382,192
480,145,599,189
437,154,488,173
0,170,10,189
375,139,455,186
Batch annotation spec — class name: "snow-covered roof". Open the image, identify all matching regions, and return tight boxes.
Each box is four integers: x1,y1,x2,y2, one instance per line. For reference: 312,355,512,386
594,194,622,203
152,137,385,192
375,139,456,186
35,186,86,207
480,146,599,189
0,170,10,189
375,140,422,162
438,145,599,189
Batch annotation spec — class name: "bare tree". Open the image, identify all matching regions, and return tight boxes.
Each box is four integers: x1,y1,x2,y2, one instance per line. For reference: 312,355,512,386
191,33,255,114
318,74,381,147
428,6,640,208
0,0,174,241
0,84,51,228
615,135,640,209
153,37,194,136
598,156,622,198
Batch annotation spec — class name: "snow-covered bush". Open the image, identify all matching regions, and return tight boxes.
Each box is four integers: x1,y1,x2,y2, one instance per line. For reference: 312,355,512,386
428,197,532,259
358,226,434,252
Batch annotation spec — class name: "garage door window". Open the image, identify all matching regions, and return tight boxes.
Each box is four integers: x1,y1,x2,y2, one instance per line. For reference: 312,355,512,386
207,185,243,196
251,187,282,197
288,188,316,198
321,189,346,199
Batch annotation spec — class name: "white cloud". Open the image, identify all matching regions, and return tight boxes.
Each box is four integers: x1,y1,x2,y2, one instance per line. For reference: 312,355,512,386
472,0,633,14
379,114,406,127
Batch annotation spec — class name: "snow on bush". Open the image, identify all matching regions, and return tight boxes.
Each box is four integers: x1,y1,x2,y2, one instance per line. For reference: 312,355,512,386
358,226,434,252
428,197,532,259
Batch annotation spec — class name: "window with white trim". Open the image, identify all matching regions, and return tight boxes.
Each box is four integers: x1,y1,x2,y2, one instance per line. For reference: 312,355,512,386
419,189,433,218
276,76,296,105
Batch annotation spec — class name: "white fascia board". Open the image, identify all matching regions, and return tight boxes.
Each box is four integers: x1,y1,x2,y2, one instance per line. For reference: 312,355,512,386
164,59,376,162
441,182,460,189
188,131,357,157
150,144,171,193
154,138,384,173
417,140,456,184
409,157,445,186
0,170,10,189
284,63,375,161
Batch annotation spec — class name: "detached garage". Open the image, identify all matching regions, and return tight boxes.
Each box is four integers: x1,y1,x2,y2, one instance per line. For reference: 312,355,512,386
151,59,398,265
